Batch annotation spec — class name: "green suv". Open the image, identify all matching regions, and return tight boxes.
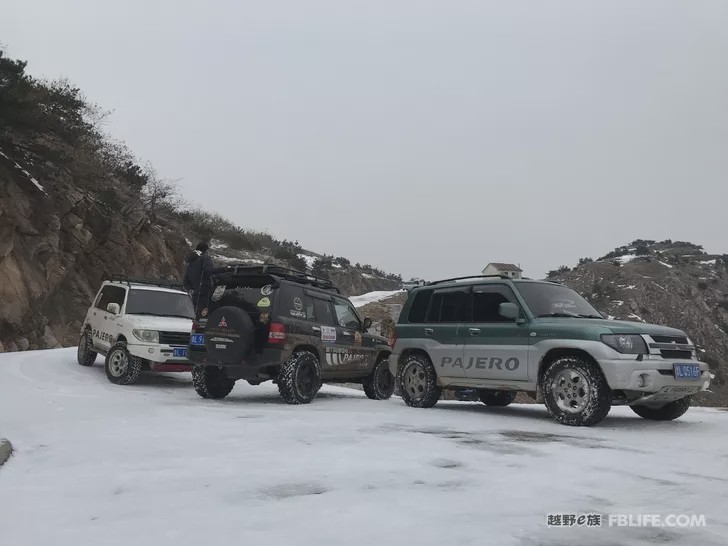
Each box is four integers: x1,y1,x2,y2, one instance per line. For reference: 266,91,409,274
389,275,711,426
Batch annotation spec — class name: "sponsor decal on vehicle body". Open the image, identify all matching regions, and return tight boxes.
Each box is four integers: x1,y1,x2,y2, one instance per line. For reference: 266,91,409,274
321,326,337,342
92,329,114,343
257,297,271,308
441,356,520,371
325,346,367,367
211,285,226,302
261,285,274,296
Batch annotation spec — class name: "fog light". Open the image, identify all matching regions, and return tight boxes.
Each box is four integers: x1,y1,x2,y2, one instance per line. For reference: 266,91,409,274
637,374,648,388
148,348,154,354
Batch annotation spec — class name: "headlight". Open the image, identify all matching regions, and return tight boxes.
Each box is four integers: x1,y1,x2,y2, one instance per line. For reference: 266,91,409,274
132,329,159,343
601,334,647,354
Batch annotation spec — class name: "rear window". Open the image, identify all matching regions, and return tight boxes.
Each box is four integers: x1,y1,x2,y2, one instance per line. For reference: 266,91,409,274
426,290,469,323
408,289,433,323
210,276,277,320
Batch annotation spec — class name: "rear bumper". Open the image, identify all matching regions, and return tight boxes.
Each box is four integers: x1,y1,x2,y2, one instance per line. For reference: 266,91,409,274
599,358,711,400
187,345,284,379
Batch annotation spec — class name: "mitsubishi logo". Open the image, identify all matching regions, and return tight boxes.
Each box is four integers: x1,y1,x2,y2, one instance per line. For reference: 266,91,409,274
218,317,228,328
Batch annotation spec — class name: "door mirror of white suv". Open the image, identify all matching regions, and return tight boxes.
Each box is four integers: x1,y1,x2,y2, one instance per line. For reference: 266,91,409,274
106,303,120,315
499,302,520,321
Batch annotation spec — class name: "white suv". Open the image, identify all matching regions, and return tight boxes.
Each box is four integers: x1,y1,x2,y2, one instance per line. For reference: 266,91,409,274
77,277,195,384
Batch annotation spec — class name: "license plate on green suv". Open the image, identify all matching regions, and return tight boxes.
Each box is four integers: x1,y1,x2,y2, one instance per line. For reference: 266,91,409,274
674,364,700,380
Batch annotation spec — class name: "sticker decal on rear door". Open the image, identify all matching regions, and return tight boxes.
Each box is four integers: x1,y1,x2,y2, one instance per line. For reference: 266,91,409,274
321,326,337,342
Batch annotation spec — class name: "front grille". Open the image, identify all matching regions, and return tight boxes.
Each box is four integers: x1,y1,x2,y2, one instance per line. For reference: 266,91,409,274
159,331,190,346
660,349,693,360
652,335,688,344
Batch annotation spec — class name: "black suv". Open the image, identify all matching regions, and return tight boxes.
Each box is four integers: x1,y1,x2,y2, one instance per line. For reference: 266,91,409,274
188,264,395,404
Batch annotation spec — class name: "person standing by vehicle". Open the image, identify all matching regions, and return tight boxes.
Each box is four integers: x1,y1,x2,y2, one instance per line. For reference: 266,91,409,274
184,242,215,315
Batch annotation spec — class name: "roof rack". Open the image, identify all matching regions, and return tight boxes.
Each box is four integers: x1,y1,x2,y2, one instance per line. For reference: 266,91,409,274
426,274,511,286
109,275,184,290
214,263,340,293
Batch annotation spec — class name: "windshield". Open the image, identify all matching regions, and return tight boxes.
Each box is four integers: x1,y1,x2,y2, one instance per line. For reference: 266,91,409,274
126,290,195,319
516,282,602,318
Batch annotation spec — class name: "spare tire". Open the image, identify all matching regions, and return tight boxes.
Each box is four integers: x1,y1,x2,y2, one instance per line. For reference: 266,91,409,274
205,306,255,364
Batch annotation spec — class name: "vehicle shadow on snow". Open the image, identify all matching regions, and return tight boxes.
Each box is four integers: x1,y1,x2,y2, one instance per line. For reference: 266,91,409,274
431,402,695,430
219,389,361,405
83,362,193,389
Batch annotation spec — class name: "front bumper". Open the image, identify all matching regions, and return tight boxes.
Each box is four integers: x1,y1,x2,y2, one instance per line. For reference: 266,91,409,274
599,358,711,403
127,343,191,365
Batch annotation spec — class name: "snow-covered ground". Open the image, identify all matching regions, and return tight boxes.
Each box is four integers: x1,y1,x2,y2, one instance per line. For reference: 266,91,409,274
1,349,727,546
349,290,404,307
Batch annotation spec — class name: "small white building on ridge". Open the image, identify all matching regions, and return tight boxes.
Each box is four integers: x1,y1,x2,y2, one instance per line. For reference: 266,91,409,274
482,262,523,279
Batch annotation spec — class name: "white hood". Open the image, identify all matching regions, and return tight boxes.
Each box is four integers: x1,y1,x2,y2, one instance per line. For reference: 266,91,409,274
124,315,193,332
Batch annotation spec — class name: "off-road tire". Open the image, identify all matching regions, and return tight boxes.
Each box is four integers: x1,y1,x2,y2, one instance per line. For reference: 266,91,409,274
542,356,611,426
277,351,322,405
105,341,143,385
77,329,98,367
630,396,691,421
399,353,441,408
478,389,518,407
192,365,236,399
363,356,395,400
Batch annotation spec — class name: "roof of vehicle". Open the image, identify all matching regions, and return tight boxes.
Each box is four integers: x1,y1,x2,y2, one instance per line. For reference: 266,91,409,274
416,276,561,291
213,264,340,294
115,283,188,295
105,276,187,295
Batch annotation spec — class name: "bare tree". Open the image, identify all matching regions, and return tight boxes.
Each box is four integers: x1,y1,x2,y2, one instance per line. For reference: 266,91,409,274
141,164,182,221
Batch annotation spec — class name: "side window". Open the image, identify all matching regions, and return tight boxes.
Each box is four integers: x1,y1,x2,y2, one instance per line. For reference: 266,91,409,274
94,289,106,310
333,299,362,330
408,289,433,323
472,285,519,323
284,286,308,320
426,290,468,323
305,296,316,322
313,298,336,326
95,286,126,311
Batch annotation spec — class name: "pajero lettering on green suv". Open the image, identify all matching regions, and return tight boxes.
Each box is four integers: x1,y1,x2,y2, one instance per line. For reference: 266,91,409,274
390,276,711,426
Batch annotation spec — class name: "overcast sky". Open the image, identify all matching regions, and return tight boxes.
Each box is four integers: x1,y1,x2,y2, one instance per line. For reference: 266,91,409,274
2,0,727,280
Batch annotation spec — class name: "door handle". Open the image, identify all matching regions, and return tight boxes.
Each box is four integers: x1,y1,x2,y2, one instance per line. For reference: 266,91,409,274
312,327,321,332
342,331,352,337
424,328,434,335
469,328,481,336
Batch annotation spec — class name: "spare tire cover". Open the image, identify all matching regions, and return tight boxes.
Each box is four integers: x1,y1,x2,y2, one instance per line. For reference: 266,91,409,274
205,306,255,363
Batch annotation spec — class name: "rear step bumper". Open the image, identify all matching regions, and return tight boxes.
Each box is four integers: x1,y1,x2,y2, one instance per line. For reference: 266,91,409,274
187,347,285,379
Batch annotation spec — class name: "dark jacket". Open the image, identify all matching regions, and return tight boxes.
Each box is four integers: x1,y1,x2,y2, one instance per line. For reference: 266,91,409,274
184,250,215,312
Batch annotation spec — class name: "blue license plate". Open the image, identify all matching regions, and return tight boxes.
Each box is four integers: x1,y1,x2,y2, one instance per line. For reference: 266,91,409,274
190,334,205,346
674,364,700,380
173,348,188,358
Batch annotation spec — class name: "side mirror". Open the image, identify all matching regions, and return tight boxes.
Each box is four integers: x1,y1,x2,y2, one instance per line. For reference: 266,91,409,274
499,302,520,321
106,303,120,315
363,317,373,330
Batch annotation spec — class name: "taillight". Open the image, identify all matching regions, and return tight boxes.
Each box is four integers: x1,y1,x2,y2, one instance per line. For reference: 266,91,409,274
268,322,286,344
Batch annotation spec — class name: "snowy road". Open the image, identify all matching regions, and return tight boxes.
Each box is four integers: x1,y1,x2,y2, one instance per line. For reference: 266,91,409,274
1,349,727,546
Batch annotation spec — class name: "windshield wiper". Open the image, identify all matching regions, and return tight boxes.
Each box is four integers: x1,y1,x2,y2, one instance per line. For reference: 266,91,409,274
576,314,604,319
538,312,580,318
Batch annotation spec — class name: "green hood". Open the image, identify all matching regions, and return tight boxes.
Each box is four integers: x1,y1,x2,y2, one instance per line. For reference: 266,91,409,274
531,317,687,337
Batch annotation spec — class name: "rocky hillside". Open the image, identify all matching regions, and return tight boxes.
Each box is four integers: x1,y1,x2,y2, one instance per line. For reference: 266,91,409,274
549,240,728,406
0,50,400,352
